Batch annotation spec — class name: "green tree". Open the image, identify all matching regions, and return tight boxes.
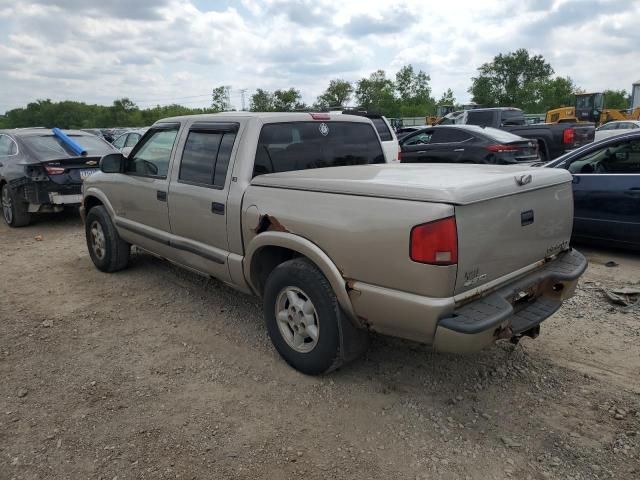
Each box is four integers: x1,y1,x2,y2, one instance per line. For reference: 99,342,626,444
272,88,304,111
535,76,576,112
469,48,554,110
355,70,396,115
211,86,231,112
395,65,435,116
250,88,274,112
602,89,631,109
315,79,353,110
436,89,456,106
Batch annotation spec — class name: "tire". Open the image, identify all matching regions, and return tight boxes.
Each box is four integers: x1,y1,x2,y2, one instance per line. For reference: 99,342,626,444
1,183,31,227
263,258,369,375
85,205,130,272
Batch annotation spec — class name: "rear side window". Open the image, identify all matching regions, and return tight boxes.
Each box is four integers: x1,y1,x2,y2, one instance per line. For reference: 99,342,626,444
371,118,393,141
431,129,473,143
179,130,237,188
500,110,526,126
253,122,384,177
465,111,494,127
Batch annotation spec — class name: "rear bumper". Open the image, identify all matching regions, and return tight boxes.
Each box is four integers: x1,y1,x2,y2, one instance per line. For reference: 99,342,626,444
12,177,82,206
434,249,586,352
348,249,587,352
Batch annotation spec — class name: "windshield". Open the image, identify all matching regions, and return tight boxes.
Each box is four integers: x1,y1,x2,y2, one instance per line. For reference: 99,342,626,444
22,134,114,160
253,121,384,177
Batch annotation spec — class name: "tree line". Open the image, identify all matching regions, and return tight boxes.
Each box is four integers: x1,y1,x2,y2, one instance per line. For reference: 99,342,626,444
0,49,632,129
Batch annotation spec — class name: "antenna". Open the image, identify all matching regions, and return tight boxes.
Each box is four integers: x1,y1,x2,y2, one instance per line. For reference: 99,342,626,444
239,89,248,111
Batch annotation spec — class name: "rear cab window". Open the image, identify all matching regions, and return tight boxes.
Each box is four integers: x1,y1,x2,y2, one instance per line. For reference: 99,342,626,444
253,121,385,177
465,111,495,127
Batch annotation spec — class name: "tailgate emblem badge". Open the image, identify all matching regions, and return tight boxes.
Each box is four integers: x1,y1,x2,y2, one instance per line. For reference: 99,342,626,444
515,174,532,186
319,123,329,136
86,160,97,166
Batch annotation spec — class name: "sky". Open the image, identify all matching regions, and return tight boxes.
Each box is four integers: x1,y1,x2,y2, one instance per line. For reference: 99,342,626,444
0,0,639,113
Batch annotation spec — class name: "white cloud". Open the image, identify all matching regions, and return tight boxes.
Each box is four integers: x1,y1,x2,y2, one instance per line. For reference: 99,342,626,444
0,0,638,113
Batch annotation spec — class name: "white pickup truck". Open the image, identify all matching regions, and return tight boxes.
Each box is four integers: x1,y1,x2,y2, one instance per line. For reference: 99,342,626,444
81,112,586,375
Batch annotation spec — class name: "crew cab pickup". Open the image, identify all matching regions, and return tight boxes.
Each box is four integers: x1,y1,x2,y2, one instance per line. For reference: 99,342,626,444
81,112,586,375
461,107,595,161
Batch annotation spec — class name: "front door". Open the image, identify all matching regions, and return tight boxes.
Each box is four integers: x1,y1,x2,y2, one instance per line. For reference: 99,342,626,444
167,122,239,281
568,137,640,246
400,130,433,163
108,124,180,249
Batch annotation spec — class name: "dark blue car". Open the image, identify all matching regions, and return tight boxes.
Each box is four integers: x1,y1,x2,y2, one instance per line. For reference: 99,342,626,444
546,131,640,250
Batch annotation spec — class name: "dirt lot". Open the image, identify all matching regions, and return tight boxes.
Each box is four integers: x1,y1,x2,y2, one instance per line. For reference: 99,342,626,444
1,212,639,480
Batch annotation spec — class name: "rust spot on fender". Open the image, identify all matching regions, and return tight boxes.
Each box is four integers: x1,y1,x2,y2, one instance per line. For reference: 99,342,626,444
345,278,361,296
254,214,289,234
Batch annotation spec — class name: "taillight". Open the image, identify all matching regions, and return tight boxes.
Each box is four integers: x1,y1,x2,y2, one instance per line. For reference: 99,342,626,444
410,217,458,265
486,144,518,152
563,128,575,144
310,113,330,120
44,165,65,175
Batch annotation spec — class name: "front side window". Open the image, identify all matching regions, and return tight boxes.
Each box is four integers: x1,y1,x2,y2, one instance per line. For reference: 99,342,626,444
253,122,384,177
0,135,17,155
568,139,640,174
113,134,126,149
126,128,178,177
125,133,141,147
403,132,433,146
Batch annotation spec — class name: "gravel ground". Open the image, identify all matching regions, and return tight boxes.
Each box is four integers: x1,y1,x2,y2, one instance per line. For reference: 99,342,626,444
1,211,639,480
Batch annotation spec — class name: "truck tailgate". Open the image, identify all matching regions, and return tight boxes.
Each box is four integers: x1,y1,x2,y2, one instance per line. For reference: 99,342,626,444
454,180,574,295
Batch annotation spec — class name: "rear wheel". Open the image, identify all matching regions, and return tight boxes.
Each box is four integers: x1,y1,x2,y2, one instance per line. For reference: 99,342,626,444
1,183,31,227
85,206,130,272
263,258,369,375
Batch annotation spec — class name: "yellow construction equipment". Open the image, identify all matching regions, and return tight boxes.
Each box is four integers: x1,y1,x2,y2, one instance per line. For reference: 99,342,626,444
545,92,640,125
426,105,455,125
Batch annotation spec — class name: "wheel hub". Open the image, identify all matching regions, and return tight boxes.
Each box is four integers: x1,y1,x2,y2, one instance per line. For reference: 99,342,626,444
90,221,106,260
275,286,320,353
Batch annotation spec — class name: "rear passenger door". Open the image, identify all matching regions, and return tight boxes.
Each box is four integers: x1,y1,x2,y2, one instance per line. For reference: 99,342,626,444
167,122,238,280
425,129,473,163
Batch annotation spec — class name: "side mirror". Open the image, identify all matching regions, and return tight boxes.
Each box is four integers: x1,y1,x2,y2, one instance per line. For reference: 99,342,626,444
100,153,125,173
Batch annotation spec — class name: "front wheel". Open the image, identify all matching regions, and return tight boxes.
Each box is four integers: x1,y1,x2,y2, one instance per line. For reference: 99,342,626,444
1,184,31,227
263,258,368,375
85,206,130,272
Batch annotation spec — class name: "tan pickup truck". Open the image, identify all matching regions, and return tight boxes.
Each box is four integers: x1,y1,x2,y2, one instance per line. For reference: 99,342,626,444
81,112,587,375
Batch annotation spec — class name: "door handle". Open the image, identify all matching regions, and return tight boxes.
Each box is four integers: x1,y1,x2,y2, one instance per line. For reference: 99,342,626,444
211,202,225,215
157,190,167,202
416,150,427,154
453,149,465,152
